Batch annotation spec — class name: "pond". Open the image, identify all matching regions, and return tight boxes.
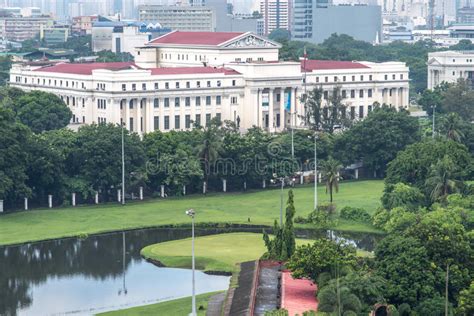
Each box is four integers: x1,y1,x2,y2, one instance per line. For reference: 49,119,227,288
0,227,381,315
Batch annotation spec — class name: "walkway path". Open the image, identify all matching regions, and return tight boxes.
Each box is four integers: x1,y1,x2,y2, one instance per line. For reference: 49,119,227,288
254,262,280,315
206,292,226,316
281,271,318,316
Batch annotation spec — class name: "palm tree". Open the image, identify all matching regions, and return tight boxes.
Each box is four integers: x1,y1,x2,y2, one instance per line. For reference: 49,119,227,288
425,155,462,202
196,118,223,193
441,113,464,142
321,157,343,203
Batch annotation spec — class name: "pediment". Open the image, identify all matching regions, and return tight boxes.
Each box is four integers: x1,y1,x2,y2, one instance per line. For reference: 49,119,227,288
220,33,281,49
427,57,442,65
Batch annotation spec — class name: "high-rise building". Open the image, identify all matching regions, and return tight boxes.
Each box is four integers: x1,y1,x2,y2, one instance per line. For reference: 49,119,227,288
292,3,382,44
260,0,291,35
138,5,216,31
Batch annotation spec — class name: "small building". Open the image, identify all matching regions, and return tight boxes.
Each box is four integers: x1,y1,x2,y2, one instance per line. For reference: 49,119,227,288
23,48,77,60
92,21,151,54
72,15,98,35
40,25,70,46
427,50,474,89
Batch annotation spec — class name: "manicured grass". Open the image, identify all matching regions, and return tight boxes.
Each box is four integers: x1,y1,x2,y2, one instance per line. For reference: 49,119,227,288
98,291,223,316
0,180,384,246
141,232,370,273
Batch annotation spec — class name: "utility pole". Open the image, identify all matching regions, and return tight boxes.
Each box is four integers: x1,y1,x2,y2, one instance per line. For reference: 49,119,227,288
121,122,125,205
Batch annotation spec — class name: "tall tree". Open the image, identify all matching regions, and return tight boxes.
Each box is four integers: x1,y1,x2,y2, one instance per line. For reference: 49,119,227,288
441,79,474,121
335,107,420,177
9,90,72,133
196,118,223,190
321,157,342,203
425,156,463,202
439,113,465,142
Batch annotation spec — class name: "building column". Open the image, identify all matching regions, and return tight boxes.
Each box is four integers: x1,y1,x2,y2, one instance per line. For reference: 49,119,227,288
124,99,130,131
279,87,285,131
146,98,153,133
268,88,274,132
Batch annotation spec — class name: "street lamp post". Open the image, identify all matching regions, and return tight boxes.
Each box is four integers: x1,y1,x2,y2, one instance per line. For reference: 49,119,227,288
280,178,284,226
186,209,196,316
313,134,318,210
121,122,125,205
431,104,436,139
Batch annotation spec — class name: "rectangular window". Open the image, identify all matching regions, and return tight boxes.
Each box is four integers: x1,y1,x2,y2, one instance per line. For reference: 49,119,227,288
164,116,169,130
232,80,236,86
132,84,136,91
368,89,373,98
195,114,201,126
384,75,388,80
207,81,211,87
231,96,238,105
186,81,190,88
175,115,180,129
206,96,211,106
154,83,159,89
276,93,281,102
316,77,319,83
216,96,221,105
360,75,364,81
359,106,364,118
392,74,396,80
196,81,201,88
350,90,355,98
185,97,191,106
175,97,180,107
154,116,159,130
350,106,355,120
352,76,355,81
369,75,373,81
164,98,170,107
165,82,169,89
216,113,221,122
400,74,404,79
142,83,146,90
206,114,211,126
140,117,143,132
196,96,201,106
343,76,346,82
323,91,328,100
217,80,221,87
154,98,159,108
122,84,126,91
359,90,364,98
129,118,134,131
276,113,281,127
185,115,191,128
342,90,347,98
176,82,180,89
325,76,328,83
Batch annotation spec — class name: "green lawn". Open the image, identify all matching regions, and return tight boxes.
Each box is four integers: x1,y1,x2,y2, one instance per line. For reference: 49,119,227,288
141,232,371,273
0,180,383,246
98,291,223,316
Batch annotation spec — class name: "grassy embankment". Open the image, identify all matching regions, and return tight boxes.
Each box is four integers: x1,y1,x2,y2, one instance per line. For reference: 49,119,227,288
0,180,384,246
97,291,223,316
141,232,373,273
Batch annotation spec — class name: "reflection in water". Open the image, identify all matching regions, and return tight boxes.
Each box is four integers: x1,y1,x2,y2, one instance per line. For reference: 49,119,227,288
0,228,235,316
0,226,380,315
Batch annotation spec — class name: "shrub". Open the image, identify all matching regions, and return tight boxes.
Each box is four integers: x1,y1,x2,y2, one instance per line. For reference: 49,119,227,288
340,206,371,222
294,215,309,224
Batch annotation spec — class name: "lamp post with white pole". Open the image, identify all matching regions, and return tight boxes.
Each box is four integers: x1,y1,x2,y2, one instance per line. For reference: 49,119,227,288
431,104,436,139
121,122,125,205
314,134,318,210
186,209,196,316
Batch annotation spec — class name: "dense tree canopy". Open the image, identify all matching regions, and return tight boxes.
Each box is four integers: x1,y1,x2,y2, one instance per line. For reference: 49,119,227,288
335,106,420,177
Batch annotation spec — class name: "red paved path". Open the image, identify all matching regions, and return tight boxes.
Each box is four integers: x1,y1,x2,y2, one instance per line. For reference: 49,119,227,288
281,271,318,316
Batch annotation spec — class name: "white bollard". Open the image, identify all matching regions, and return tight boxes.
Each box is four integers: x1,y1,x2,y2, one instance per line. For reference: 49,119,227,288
223,179,227,192
318,172,322,183
95,192,99,204
183,185,186,195
161,185,165,198
72,193,76,207
131,193,135,200
117,189,121,202
24,197,28,211
262,179,266,189
355,168,359,180
0,200,3,213
300,174,304,185
48,195,53,208
203,181,207,194
243,181,247,191
139,186,143,200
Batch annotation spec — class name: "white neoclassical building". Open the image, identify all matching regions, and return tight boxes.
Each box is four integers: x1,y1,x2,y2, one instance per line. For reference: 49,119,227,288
427,51,474,89
10,31,410,134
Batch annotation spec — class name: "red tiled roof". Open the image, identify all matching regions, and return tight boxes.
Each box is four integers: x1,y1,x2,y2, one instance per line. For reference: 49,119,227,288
33,62,136,75
302,60,370,71
150,67,240,76
149,31,245,46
